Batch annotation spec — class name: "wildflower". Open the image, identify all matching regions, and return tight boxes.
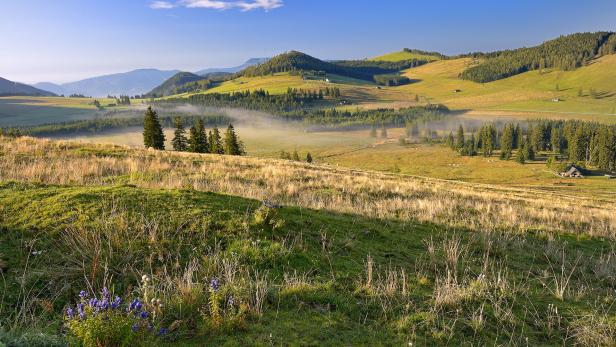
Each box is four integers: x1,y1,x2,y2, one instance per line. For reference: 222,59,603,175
129,299,142,312
88,298,98,308
66,307,74,319
79,290,88,299
131,323,140,332
210,278,220,292
140,311,149,319
141,275,150,283
98,299,110,310
77,304,86,320
157,327,168,337
111,296,121,309
101,287,110,299
227,296,234,306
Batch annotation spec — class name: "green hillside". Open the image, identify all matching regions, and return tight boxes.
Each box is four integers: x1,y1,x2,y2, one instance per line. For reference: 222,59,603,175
1,136,615,345
460,31,616,82
372,48,445,62
146,72,209,97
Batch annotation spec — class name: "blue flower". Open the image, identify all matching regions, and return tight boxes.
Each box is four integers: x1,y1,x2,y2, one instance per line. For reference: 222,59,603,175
140,311,149,319
88,298,98,308
227,296,234,306
129,299,142,312
210,278,220,292
157,327,168,337
131,323,140,332
79,290,88,299
111,296,121,309
98,299,109,310
66,307,74,319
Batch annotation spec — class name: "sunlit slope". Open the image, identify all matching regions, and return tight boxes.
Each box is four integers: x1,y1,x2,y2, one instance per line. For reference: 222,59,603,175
397,55,616,114
372,50,441,62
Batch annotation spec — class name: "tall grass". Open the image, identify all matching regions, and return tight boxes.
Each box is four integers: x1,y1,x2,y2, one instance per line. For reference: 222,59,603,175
1,136,615,239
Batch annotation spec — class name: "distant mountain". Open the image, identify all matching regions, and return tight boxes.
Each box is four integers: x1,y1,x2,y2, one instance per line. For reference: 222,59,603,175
0,77,56,97
146,72,208,97
196,58,269,76
35,69,180,97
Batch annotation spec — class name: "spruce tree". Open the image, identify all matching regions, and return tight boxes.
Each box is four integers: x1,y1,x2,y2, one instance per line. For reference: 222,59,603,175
292,149,300,161
172,116,188,152
500,124,514,160
143,106,165,150
455,125,465,149
209,126,223,154
188,118,208,153
223,124,244,156
306,152,313,163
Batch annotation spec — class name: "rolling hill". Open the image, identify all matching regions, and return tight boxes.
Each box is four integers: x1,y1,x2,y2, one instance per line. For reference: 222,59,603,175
0,77,56,97
34,68,180,97
146,71,209,97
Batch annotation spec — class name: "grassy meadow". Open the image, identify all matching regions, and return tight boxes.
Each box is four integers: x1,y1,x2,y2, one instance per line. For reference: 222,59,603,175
0,135,615,345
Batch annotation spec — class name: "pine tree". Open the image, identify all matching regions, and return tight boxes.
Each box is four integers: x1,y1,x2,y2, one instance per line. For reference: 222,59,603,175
455,125,465,149
292,149,300,161
223,124,244,156
171,117,188,152
209,126,223,154
516,145,526,164
550,126,564,154
500,124,514,160
143,106,165,150
523,135,535,161
513,124,523,149
306,152,313,163
188,118,208,153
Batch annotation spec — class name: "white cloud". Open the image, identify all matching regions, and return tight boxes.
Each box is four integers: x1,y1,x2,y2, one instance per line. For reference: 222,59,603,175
150,1,176,9
151,0,283,11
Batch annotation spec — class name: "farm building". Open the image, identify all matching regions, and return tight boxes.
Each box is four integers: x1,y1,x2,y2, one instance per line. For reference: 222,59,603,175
559,165,584,178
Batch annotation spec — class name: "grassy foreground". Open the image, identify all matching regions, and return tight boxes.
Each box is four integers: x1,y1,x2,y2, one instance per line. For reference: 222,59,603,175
1,136,615,346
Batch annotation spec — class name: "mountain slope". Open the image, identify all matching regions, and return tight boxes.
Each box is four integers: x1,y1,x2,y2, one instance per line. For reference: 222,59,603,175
0,77,56,96
196,58,269,75
35,69,180,97
146,72,208,97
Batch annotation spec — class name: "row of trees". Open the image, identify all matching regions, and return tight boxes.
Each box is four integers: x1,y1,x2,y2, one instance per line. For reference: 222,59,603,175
447,120,616,171
279,149,313,163
142,107,245,156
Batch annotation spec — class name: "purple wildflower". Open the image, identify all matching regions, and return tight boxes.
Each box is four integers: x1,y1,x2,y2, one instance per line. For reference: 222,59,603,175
79,290,88,299
66,307,74,319
101,287,110,299
131,323,140,332
111,296,121,309
99,299,109,310
129,299,142,312
227,296,234,306
88,298,98,308
210,278,220,292
140,311,149,319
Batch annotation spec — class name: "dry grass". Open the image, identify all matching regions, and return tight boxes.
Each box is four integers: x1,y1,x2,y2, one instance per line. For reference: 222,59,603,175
1,136,615,238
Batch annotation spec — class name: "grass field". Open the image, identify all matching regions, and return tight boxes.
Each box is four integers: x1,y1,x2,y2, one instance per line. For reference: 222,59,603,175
1,136,615,345
0,96,141,127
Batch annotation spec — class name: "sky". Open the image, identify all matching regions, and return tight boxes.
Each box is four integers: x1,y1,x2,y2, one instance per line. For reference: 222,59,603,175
1,0,615,84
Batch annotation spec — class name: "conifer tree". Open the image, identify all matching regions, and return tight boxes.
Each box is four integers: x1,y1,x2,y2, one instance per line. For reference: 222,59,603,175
143,106,165,150
188,118,208,153
171,116,188,152
306,152,313,163
292,149,300,161
223,124,244,156
500,124,514,160
209,126,223,154
455,125,465,149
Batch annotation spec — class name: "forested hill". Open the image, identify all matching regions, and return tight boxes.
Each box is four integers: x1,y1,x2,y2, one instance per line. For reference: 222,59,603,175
146,72,208,97
0,77,56,97
239,51,427,80
460,32,616,83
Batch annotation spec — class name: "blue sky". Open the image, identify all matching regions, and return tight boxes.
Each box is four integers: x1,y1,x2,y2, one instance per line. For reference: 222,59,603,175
1,0,615,83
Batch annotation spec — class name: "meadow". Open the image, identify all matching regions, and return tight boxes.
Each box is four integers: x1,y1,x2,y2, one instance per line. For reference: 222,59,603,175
0,135,615,346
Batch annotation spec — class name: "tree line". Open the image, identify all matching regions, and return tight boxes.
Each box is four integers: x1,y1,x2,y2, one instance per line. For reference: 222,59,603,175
446,120,616,171
143,107,244,156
